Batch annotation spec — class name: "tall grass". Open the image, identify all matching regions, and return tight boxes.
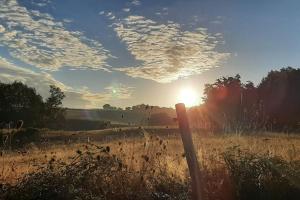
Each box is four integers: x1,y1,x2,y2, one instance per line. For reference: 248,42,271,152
0,131,299,200
224,146,300,200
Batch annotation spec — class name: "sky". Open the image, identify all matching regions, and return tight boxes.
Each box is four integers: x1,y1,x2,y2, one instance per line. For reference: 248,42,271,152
0,0,300,108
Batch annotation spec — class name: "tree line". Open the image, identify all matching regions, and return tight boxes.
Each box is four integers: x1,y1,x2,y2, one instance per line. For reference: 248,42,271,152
0,82,65,129
189,67,300,133
100,103,176,126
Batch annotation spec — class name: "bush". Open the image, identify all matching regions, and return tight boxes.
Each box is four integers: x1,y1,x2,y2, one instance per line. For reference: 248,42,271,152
0,128,42,149
12,128,41,148
223,147,300,200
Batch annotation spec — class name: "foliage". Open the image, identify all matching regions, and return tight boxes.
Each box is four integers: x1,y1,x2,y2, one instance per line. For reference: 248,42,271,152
224,147,300,200
44,85,66,129
190,67,300,133
259,67,300,131
0,82,65,129
0,82,44,127
0,128,42,149
102,103,119,110
46,85,65,108
11,128,42,148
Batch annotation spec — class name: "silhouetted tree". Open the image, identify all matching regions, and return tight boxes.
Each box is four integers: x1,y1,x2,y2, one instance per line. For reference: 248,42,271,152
258,67,300,131
0,82,66,129
0,81,44,127
125,107,132,111
191,67,300,133
102,104,117,110
202,74,244,132
44,85,66,128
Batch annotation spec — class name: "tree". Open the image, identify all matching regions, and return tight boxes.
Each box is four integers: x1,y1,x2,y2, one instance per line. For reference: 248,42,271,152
258,67,300,131
0,81,44,127
102,104,119,110
44,85,66,128
192,67,300,133
103,104,111,110
125,107,132,111
202,74,244,132
46,85,65,109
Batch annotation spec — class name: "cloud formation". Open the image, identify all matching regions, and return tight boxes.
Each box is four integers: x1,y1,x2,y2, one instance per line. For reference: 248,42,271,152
131,0,141,6
114,15,230,83
123,8,131,12
31,0,51,7
0,57,133,108
0,0,110,71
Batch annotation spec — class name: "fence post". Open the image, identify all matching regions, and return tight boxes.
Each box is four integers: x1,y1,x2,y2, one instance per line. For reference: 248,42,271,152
175,103,203,200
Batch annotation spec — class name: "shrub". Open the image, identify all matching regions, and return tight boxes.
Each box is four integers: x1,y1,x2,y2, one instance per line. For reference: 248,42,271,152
223,147,300,200
12,128,41,148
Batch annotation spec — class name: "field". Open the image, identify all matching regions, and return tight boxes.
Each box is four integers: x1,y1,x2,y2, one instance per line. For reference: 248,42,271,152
1,128,300,200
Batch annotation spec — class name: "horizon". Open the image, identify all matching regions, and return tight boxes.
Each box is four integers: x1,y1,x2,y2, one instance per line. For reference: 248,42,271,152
1,0,300,109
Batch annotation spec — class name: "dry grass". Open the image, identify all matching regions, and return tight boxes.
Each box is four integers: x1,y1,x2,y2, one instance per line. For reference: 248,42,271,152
0,130,299,200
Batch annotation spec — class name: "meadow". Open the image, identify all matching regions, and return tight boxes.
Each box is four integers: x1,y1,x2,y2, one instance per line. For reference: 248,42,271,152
1,128,299,200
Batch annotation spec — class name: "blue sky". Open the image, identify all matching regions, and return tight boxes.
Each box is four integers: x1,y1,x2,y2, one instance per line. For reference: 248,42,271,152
0,0,300,108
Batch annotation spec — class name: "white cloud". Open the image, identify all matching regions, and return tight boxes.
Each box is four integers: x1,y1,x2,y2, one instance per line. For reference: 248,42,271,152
211,20,222,24
0,0,110,71
131,0,141,6
113,15,230,83
123,8,130,12
211,16,225,25
0,57,133,108
35,3,47,7
0,25,5,33
31,0,51,7
62,18,73,23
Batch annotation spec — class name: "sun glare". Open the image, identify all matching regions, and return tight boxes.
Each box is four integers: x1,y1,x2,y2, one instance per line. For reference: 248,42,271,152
178,87,200,107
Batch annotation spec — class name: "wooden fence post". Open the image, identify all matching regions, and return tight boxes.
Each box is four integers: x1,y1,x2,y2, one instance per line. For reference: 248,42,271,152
175,103,203,200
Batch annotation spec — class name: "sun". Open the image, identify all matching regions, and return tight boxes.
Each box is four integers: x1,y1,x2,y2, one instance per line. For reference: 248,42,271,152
177,87,200,107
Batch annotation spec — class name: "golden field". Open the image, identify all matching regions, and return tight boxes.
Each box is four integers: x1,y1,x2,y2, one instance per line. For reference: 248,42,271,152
1,129,299,200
